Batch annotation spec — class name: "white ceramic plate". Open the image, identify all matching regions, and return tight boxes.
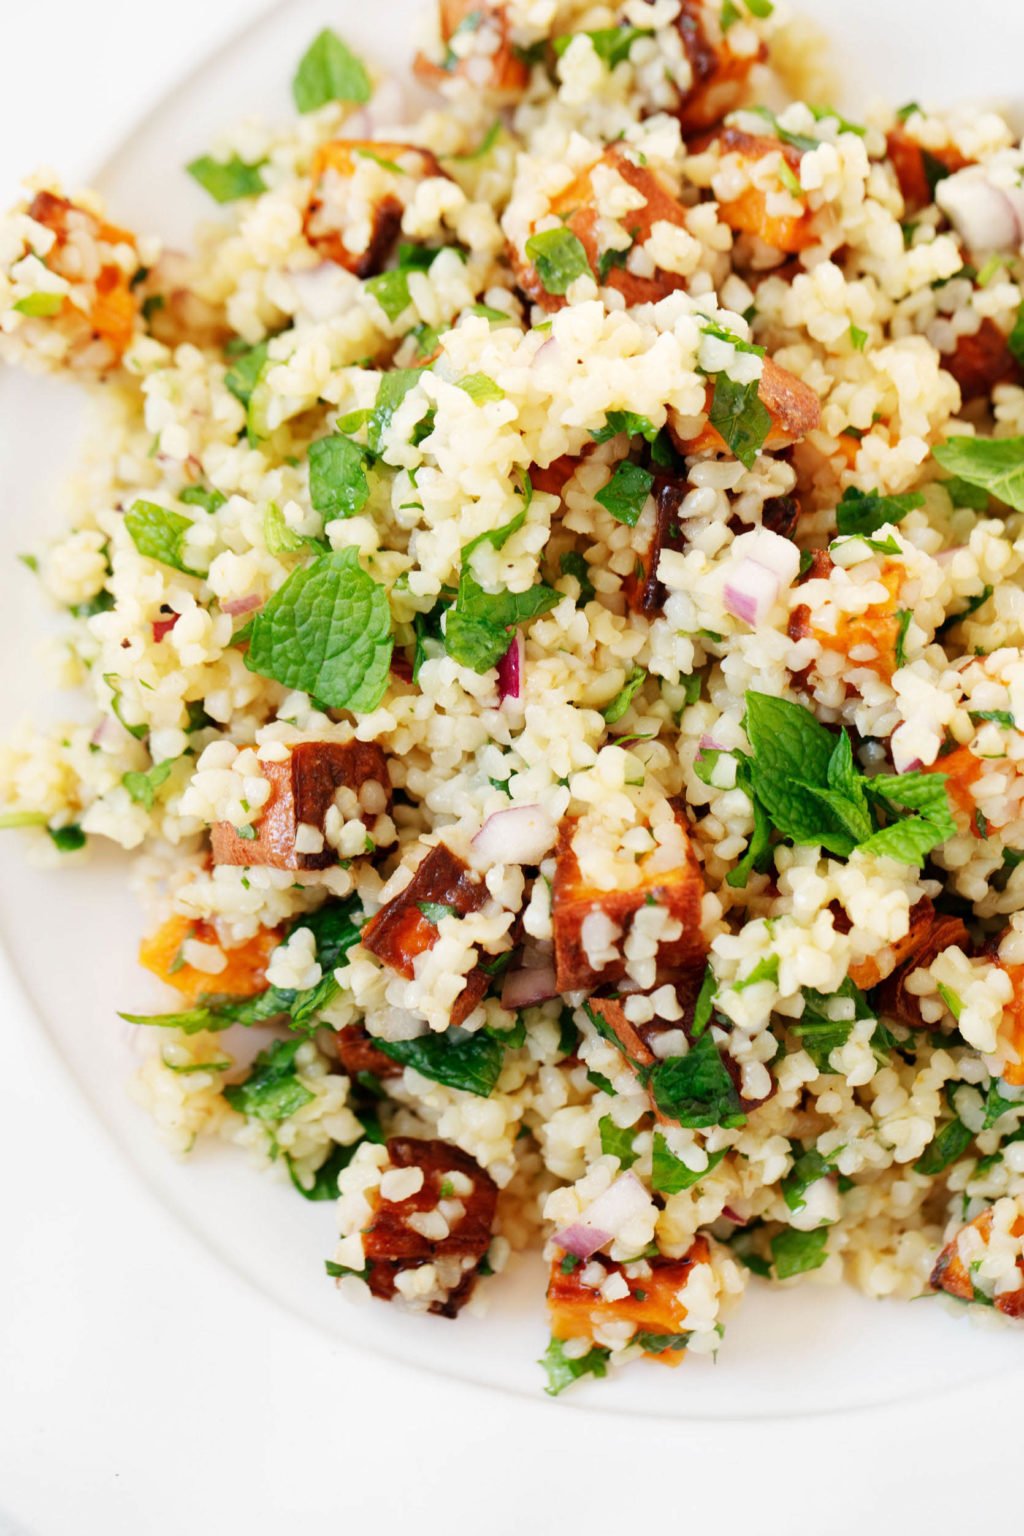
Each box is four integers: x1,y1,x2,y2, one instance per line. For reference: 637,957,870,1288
3,0,1024,1441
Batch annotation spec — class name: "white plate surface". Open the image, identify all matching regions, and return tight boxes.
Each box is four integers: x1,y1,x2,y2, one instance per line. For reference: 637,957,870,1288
3,0,1024,1524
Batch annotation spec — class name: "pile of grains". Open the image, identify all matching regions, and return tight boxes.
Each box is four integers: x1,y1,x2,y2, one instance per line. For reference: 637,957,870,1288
5,0,1024,1394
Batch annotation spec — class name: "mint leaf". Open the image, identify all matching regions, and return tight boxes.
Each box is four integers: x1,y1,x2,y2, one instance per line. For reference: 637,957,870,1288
599,1116,639,1168
771,1226,828,1278
244,547,392,711
792,979,874,1071
859,770,955,865
540,1337,610,1396
377,1032,504,1097
914,1116,973,1174
589,411,661,445
49,824,86,853
559,551,595,603
417,901,457,923
603,665,646,724
595,462,654,526
223,1038,314,1123
645,1032,745,1129
365,270,412,321
552,26,652,67
367,368,422,455
288,1139,363,1200
13,292,64,317
725,753,774,888
634,1331,691,1354
187,154,266,203
224,339,271,408
308,434,372,519
457,373,505,404
652,1132,725,1193
445,499,558,673
743,692,854,855
180,485,226,515
834,486,924,536
933,437,1024,514
292,28,372,112
125,500,202,577
782,1148,834,1211
122,757,177,811
983,1079,1024,1129
524,228,591,295
709,374,772,470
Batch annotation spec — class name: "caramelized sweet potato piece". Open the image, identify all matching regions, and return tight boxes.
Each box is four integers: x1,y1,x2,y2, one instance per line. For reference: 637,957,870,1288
361,843,490,1026
671,356,821,459
944,317,1022,403
337,1023,404,1080
704,127,817,253
673,0,765,133
552,807,706,992
364,1137,498,1316
922,745,984,831
624,478,687,616
24,191,139,364
530,454,584,497
547,1239,711,1360
139,915,282,1004
414,0,529,95
886,127,969,214
211,741,392,871
304,141,445,276
877,909,970,1028
848,896,937,991
513,146,691,312
788,559,903,681
995,958,1024,1087
930,1206,1024,1317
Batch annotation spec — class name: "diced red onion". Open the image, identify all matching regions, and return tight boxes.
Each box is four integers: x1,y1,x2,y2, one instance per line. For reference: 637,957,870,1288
152,613,179,642
497,633,521,703
722,1205,747,1226
935,546,965,564
533,336,559,367
698,733,724,754
473,804,557,866
552,1223,612,1260
501,962,558,1010
936,167,1024,252
390,653,414,684
723,558,781,625
221,593,263,617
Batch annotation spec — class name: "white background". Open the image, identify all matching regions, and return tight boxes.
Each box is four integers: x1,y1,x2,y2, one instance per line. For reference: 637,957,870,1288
2,2,1023,1531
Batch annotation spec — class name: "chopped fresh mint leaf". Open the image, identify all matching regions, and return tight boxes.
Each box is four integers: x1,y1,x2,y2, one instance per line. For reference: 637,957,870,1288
834,485,924,537
13,292,64,317
599,1116,639,1168
708,373,772,470
652,1132,725,1193
645,1031,745,1129
595,461,654,526
417,900,457,923
122,757,177,811
376,1032,504,1097
179,485,226,515
791,979,874,1071
589,411,660,445
223,1038,315,1123
559,550,595,603
288,1139,362,1200
125,500,202,577
308,433,372,519
367,368,422,456
983,1079,1023,1129
457,372,505,404
602,665,646,724
914,1116,973,1175
770,1225,829,1279
540,1336,610,1396
552,26,652,68
782,1147,834,1212
224,338,271,409
48,824,86,853
524,228,591,296
187,154,266,204
365,270,412,321
933,437,1024,514
292,28,372,112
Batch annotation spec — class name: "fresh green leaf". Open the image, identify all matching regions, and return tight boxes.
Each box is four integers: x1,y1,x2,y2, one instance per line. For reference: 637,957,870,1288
634,1330,691,1354
125,500,202,577
365,270,412,321
936,981,962,1021
180,485,227,515
732,954,780,992
449,119,502,162
937,584,993,637
48,824,86,853
539,1337,610,1396
849,324,868,351
224,339,271,408
792,979,874,1071
122,757,177,811
288,1138,362,1200
187,154,267,204
589,411,661,446
725,753,775,889
367,368,423,456
1007,302,1024,371
308,434,372,519
983,1079,1024,1129
244,547,392,712
895,609,912,668
457,372,505,404
417,901,457,924
743,692,853,855
599,1116,639,1168
602,665,646,724
552,26,652,68
119,1007,219,1035
932,437,1024,514
691,964,717,1038
834,485,924,537
559,551,595,603
292,28,372,112
325,1259,370,1280
223,1038,316,1123
771,1225,829,1279
914,1116,973,1174
645,1032,746,1129
720,0,741,27
524,228,591,296
104,673,149,740
13,292,64,317
376,1032,504,1097
708,374,772,470
652,1132,725,1193
595,462,654,527
782,1148,834,1211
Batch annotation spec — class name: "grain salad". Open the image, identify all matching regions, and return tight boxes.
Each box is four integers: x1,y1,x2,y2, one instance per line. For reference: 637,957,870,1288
5,0,1024,1396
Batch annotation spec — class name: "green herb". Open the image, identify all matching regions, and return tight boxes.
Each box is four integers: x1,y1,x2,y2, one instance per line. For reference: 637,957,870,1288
834,485,924,537
559,551,595,603
125,500,202,577
748,107,819,154
896,101,921,122
983,1079,1023,1129
599,1116,639,1168
708,374,772,470
933,437,1024,514
651,1132,725,1193
691,965,717,1039
586,1069,615,1096
365,270,413,321
895,609,912,668
180,486,226,515
308,434,372,520
377,1032,504,1097
13,292,64,317
523,228,591,296
937,584,993,637
771,1226,829,1278
720,0,742,27
560,1253,580,1274
457,373,505,404
288,1139,362,1200
644,1032,745,1129
122,757,177,811
367,368,423,456
292,28,372,112
243,547,391,711
540,1337,610,1396
417,901,457,923
552,26,652,68
224,338,271,410
103,673,148,740
234,824,257,841
970,709,1015,728
745,0,774,14
162,1055,231,1076
353,147,405,175
0,811,48,830
186,154,266,203
602,665,646,725
936,981,962,1021
325,1260,370,1280
791,979,875,1071
849,324,868,351
634,1331,691,1354
589,411,661,445
914,1116,973,1174
782,1148,834,1211
1007,301,1024,371
449,119,502,162
595,462,654,527
70,589,115,619
48,824,86,853
223,1038,315,1123
445,497,559,673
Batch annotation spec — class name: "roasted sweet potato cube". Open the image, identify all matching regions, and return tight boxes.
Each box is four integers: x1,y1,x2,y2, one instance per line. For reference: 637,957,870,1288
586,967,708,1068
995,956,1024,1087
23,191,140,365
304,141,446,276
848,896,937,991
547,1239,710,1359
788,558,903,681
337,1023,404,1080
671,356,821,460
364,1137,498,1316
361,843,490,1025
886,127,969,214
211,741,392,871
673,0,765,133
930,1206,1024,1317
414,0,529,95
944,317,1021,403
704,127,817,253
513,147,691,313
624,478,687,616
138,915,282,1004
876,908,970,1027
552,808,706,992
922,745,984,832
